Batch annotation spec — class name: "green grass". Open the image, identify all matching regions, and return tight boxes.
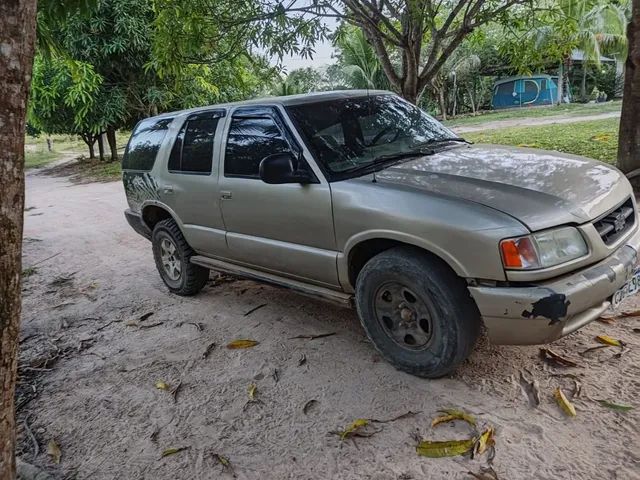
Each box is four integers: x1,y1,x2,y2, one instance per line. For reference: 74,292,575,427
24,131,131,169
82,159,122,180
465,117,619,163
444,101,621,128
25,150,60,168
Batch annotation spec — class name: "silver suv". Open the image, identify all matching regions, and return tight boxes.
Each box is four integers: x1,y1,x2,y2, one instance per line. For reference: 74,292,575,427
123,91,640,378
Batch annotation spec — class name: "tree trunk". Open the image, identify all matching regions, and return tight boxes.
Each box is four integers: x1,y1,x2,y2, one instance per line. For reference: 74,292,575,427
581,63,588,101
80,133,96,159
467,86,476,115
0,1,38,479
557,61,564,104
617,0,640,183
97,133,105,161
106,127,117,161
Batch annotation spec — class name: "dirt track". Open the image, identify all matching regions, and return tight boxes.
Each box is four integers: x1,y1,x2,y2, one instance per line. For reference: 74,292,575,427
17,170,640,480
452,111,621,133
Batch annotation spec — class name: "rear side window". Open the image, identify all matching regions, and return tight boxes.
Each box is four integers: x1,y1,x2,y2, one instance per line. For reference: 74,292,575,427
168,114,220,174
224,116,292,178
122,118,173,171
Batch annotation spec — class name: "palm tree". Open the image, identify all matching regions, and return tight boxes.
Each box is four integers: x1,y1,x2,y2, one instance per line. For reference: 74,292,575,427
270,77,304,96
535,0,628,103
576,1,628,98
334,26,389,90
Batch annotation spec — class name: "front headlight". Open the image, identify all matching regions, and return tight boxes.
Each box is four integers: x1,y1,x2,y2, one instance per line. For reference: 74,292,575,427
500,227,588,270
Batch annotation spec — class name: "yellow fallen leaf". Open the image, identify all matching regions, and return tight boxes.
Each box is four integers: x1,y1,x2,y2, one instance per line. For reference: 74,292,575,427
338,418,370,440
248,383,257,401
432,409,476,428
554,387,576,417
47,439,62,464
598,400,634,412
416,438,474,458
474,427,495,456
155,381,169,390
226,339,259,349
595,335,622,347
161,446,189,457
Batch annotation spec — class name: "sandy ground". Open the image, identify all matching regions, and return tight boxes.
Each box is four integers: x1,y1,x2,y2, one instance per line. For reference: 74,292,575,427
16,170,640,480
452,111,621,134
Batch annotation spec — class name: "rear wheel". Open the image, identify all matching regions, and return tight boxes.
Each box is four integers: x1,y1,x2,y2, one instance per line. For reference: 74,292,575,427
355,247,480,378
152,218,209,296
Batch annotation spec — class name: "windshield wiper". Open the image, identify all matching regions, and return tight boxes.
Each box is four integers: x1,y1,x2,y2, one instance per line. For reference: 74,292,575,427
341,147,435,175
420,136,470,146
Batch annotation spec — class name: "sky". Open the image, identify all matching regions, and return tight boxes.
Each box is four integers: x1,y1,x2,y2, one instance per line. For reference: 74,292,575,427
268,6,338,73
278,37,336,71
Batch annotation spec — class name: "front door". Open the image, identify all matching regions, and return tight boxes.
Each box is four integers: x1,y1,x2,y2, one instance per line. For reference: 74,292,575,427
217,106,339,287
157,110,227,256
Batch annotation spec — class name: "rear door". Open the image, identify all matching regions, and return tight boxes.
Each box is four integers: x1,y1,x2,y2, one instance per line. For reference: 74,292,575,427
157,110,227,256
217,106,339,287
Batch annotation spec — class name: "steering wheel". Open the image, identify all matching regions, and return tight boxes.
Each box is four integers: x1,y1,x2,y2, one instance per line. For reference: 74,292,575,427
368,126,401,146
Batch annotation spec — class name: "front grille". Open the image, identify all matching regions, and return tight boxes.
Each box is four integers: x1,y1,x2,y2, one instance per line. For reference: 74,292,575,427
593,197,635,245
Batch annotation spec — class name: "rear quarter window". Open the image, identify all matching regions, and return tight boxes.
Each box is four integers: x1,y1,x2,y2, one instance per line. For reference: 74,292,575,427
122,117,173,171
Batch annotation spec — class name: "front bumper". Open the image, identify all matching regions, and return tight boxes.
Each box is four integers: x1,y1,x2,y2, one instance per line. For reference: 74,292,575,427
124,209,152,240
469,226,640,345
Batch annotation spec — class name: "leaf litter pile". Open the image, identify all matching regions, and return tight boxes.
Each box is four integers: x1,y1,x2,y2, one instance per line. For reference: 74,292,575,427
19,273,638,480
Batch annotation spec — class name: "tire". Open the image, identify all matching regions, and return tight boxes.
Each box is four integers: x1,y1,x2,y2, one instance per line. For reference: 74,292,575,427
355,246,480,378
151,218,209,296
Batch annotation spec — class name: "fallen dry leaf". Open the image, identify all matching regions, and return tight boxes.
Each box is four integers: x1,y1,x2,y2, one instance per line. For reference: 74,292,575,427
170,380,182,403
202,342,216,359
416,438,474,458
298,353,307,366
431,409,476,428
244,303,267,316
613,309,640,318
212,453,234,474
580,345,610,356
473,427,495,457
289,332,336,340
519,370,541,407
595,335,623,347
332,418,381,440
539,348,579,367
468,466,500,480
161,446,189,458
226,339,259,349
554,387,576,417
371,410,420,424
47,439,62,464
598,400,634,412
597,316,616,324
248,383,257,401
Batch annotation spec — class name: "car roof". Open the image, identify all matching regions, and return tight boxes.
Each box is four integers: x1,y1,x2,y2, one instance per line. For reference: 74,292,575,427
149,90,395,120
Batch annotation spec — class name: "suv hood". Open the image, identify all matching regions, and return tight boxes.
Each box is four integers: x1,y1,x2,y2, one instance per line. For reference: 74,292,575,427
375,144,630,231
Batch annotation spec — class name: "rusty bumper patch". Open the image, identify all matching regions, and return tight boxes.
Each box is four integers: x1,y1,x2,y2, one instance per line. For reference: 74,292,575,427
521,291,570,325
469,228,640,345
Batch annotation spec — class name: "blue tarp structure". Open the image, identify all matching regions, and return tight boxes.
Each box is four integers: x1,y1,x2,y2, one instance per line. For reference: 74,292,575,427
491,75,560,110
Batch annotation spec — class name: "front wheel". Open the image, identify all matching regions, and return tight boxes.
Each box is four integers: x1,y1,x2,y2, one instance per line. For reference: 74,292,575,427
151,218,209,296
355,247,481,378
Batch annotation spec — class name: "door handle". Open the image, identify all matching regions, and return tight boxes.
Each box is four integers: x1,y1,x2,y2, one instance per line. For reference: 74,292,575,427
220,190,232,200
162,184,174,194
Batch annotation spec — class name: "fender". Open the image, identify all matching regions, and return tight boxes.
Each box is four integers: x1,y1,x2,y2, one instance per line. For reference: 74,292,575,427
337,229,470,292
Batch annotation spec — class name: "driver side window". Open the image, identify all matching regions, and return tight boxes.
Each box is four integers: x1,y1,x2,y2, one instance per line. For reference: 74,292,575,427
224,115,292,178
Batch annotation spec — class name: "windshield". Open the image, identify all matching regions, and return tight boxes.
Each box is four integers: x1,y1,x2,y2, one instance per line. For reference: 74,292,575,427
285,94,461,179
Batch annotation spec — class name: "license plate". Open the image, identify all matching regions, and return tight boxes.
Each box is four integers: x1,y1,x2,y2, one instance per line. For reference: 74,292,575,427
612,269,640,309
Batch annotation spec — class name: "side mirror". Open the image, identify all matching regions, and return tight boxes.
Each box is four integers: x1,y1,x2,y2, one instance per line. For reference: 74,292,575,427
259,152,313,184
